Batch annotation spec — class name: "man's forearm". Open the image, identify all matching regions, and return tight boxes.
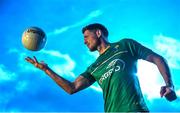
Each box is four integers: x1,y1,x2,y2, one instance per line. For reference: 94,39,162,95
44,67,75,94
156,57,173,87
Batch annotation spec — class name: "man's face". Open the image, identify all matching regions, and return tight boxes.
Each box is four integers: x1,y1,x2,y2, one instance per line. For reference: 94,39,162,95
83,30,100,51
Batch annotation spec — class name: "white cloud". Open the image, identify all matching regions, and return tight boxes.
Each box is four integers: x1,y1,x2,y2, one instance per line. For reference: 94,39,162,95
87,50,99,58
8,48,76,79
71,10,103,28
47,9,103,36
15,81,29,92
47,26,70,36
0,64,17,82
137,60,164,100
153,34,180,69
176,89,180,97
0,58,30,111
90,85,102,92
40,50,76,78
51,26,70,35
82,50,99,66
0,64,30,110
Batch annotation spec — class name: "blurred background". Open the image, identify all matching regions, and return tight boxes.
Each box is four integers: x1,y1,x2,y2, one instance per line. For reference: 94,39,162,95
0,0,180,112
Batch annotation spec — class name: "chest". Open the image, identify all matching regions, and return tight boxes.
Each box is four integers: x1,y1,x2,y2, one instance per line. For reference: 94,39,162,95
91,49,130,82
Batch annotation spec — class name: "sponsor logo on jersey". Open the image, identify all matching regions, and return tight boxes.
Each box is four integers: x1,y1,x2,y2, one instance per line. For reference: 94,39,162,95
99,59,125,84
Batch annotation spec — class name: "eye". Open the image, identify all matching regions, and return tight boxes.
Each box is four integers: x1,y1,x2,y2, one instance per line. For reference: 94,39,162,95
84,35,89,39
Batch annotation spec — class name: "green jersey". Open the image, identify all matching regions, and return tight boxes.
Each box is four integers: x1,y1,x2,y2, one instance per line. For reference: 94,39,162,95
81,38,154,112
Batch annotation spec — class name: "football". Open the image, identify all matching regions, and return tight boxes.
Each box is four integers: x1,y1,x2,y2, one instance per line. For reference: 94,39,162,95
22,27,47,51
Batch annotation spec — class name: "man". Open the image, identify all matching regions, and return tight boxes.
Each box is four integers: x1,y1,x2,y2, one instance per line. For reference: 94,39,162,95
25,23,176,112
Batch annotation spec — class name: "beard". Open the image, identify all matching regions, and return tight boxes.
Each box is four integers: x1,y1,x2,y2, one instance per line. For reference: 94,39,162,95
89,47,96,52
89,38,101,52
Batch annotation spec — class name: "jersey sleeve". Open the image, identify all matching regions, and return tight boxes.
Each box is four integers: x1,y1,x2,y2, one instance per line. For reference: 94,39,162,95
123,38,155,60
80,66,96,84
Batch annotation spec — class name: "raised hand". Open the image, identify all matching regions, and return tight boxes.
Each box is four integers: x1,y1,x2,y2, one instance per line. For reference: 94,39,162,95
25,56,48,71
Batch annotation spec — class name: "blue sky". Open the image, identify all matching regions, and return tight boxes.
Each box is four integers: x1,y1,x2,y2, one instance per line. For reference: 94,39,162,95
0,0,180,112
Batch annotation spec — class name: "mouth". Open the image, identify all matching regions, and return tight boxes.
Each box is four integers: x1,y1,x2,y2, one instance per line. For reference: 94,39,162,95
86,43,90,47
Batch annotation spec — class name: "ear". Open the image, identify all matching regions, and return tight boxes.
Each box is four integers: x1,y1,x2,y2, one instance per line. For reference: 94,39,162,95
96,29,102,38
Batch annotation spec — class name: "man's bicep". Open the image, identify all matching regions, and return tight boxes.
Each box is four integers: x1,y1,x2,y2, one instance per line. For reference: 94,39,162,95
73,75,95,93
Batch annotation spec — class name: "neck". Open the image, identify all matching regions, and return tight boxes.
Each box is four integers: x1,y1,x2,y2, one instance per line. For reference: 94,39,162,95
97,40,110,55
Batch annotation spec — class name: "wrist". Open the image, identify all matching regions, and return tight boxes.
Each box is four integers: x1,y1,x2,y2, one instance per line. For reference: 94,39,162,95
166,81,174,87
43,66,50,73
165,84,174,90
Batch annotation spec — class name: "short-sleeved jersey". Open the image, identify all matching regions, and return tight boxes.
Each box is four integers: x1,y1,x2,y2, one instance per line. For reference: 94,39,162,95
81,38,154,112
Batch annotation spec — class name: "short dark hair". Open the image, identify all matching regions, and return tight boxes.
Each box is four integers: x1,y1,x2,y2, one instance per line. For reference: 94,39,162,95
82,23,108,37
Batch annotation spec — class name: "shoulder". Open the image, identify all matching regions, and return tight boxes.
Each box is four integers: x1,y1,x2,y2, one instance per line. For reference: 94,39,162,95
115,38,139,45
119,38,137,42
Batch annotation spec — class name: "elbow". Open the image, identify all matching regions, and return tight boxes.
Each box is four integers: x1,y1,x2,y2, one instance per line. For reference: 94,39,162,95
147,54,165,65
154,55,166,64
68,90,75,95
62,83,77,95
67,88,77,95
69,93,73,95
